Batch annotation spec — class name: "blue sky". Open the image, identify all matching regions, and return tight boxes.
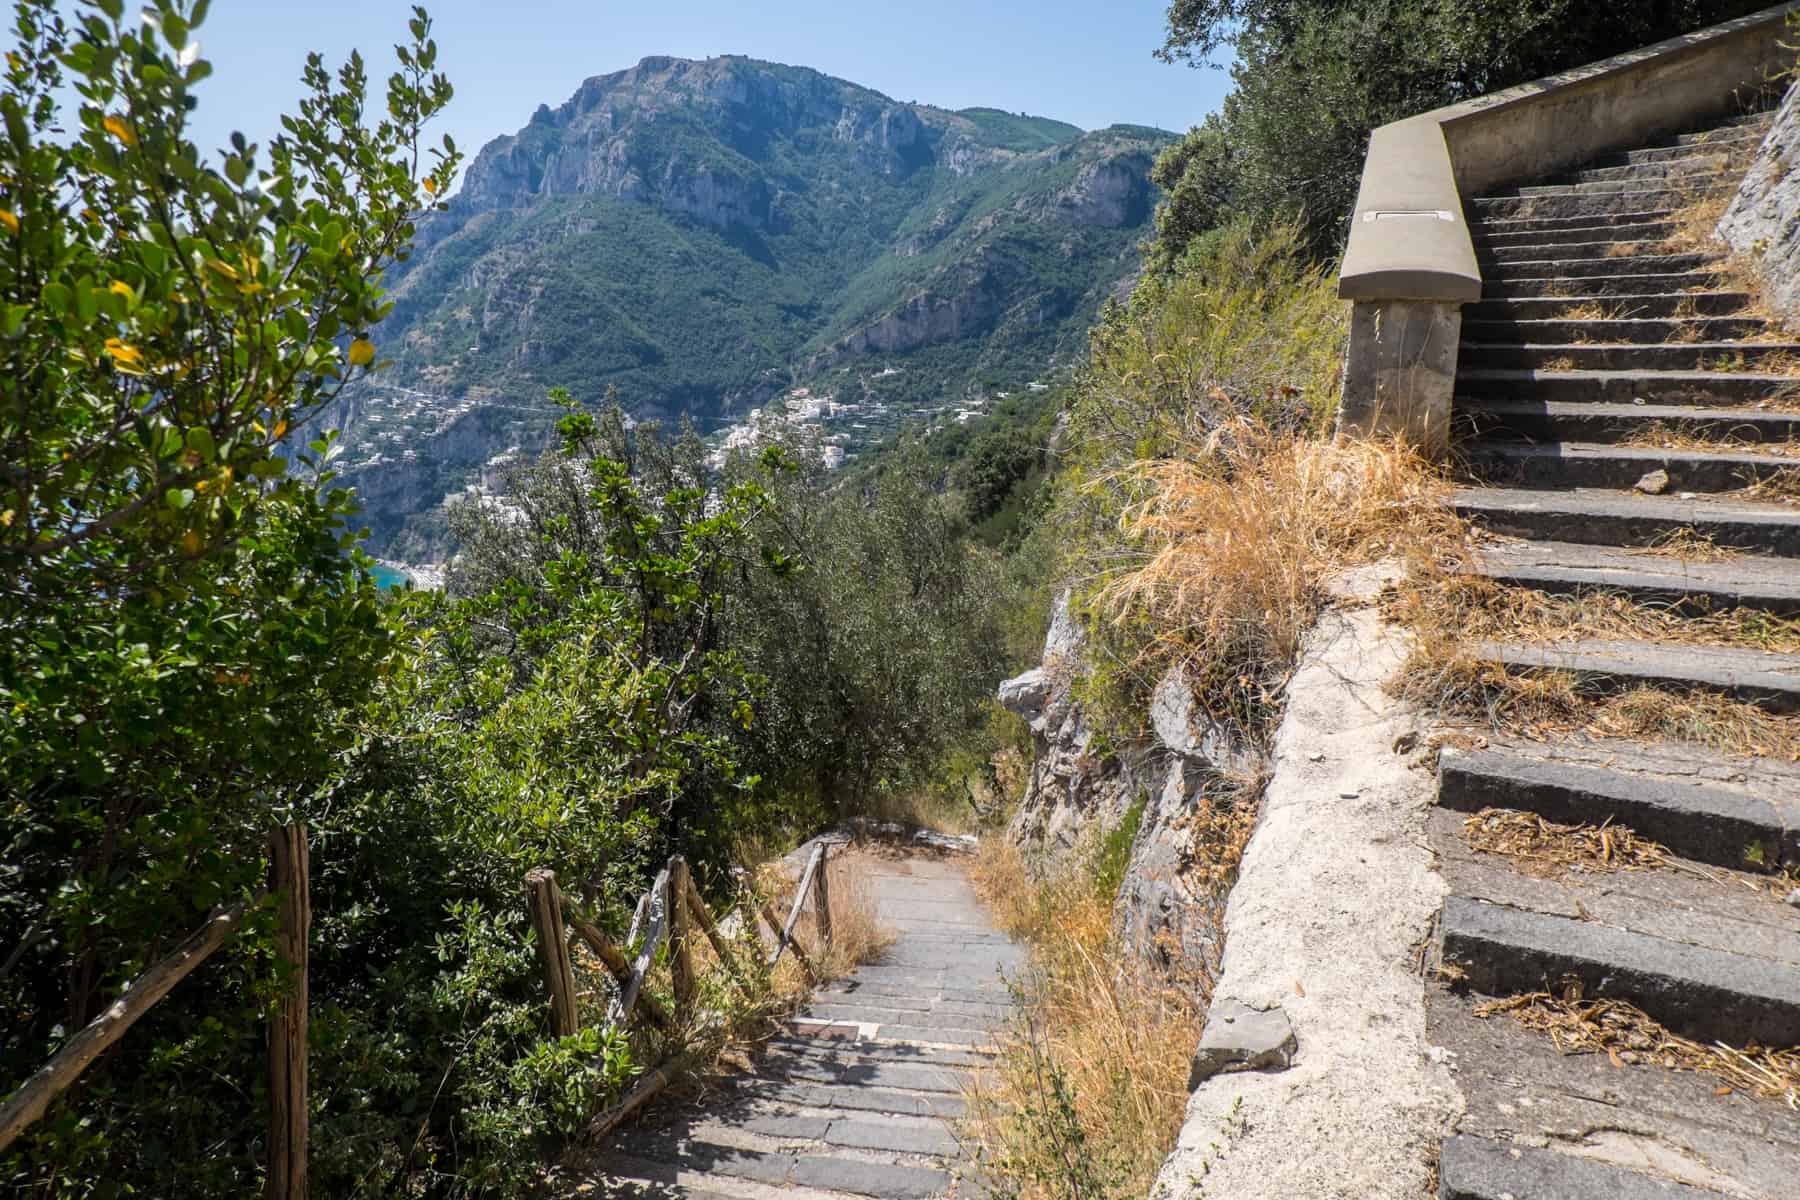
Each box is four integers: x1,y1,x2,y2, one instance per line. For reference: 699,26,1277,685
168,1,1227,176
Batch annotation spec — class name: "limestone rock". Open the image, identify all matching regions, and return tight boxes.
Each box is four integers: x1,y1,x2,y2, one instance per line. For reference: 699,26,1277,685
1720,82,1800,319
1633,468,1670,495
1186,998,1298,1088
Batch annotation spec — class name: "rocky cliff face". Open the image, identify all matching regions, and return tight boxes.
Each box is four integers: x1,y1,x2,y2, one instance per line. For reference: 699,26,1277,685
1720,83,1800,316
339,57,1171,557
998,595,1263,979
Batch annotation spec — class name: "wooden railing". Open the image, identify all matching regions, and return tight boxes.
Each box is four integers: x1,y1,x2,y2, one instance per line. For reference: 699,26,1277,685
0,824,312,1200
0,832,838,1190
526,839,836,1138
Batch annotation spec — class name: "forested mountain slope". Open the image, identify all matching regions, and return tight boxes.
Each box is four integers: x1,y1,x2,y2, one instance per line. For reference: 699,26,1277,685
330,55,1171,556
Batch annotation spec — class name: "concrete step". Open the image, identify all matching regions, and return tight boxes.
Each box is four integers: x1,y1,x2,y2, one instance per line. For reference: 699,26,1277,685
589,1149,878,1200
1480,270,1729,300
1438,1135,1733,1199
1458,395,1800,438
1516,171,1730,198
1475,218,1677,250
1438,743,1799,870
1468,538,1800,616
1570,154,1739,185
1472,185,1733,222
1471,207,1676,236
1457,369,1796,408
1461,316,1769,345
1463,438,1800,493
1465,292,1752,322
1453,486,1800,555
1477,252,1724,279
1440,894,1800,1045
1674,112,1775,143
1458,341,1800,372
1432,985,1800,1200
1473,637,1800,712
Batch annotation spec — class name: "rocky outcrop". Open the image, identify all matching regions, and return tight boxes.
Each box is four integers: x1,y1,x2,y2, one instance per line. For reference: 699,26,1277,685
1720,82,1800,317
1051,152,1155,228
997,594,1263,976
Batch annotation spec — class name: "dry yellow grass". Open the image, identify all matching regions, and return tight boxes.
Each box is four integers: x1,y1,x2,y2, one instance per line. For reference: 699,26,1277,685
753,848,896,988
1618,420,1800,452
1630,526,1743,562
1744,466,1800,500
1395,571,1800,656
1090,419,1461,732
962,839,1208,1200
1560,300,1629,322
1476,992,1798,1109
1464,807,1671,876
1392,642,1800,761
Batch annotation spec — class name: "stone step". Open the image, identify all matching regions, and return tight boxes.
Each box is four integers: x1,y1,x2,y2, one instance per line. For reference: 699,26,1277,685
1473,637,1800,712
1457,341,1800,372
1454,486,1800,555
1463,439,1799,493
1440,894,1800,1045
1569,154,1738,185
1472,185,1733,222
1674,111,1775,143
1477,252,1724,280
1477,217,1676,248
1515,171,1729,198
1468,538,1800,616
1438,1135,1732,1199
729,1077,971,1121
1458,396,1800,441
589,1150,877,1200
595,1141,954,1200
1464,292,1752,322
1471,207,1677,236
1433,984,1800,1200
1480,270,1729,300
1438,743,1798,871
1457,368,1794,407
1461,316,1768,345
1619,130,1764,164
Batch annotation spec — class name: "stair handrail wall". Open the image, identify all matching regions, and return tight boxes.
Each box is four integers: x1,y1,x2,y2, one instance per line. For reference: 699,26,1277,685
1334,2,1799,458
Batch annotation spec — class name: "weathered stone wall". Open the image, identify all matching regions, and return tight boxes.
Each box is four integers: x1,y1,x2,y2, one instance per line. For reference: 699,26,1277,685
1720,81,1800,317
997,594,1263,978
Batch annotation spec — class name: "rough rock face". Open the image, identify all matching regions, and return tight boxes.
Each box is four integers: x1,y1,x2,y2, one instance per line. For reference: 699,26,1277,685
998,595,1263,975
1720,82,1800,316
1051,153,1155,228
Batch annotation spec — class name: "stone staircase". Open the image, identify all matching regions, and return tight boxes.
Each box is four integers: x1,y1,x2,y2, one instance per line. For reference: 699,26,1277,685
558,855,1021,1200
1432,107,1800,1199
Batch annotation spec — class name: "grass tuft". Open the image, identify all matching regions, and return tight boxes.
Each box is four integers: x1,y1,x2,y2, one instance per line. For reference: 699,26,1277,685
962,836,1213,1200
1090,420,1459,734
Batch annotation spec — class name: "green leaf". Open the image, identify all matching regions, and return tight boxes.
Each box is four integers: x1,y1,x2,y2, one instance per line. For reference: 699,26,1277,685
41,282,70,315
164,487,193,510
185,428,216,462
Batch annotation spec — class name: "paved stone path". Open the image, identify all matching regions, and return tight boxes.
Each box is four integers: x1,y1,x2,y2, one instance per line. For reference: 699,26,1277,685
1437,104,1800,1199
573,852,1024,1199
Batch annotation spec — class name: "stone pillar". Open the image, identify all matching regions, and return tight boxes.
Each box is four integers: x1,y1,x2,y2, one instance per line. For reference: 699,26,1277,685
1335,299,1462,460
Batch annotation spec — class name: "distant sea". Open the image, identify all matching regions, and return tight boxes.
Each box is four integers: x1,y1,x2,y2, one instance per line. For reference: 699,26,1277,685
369,562,411,589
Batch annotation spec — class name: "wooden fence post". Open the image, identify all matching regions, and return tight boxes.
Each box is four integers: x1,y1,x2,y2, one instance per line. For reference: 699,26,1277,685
267,824,309,1200
813,845,833,950
525,869,580,1038
666,857,696,1017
